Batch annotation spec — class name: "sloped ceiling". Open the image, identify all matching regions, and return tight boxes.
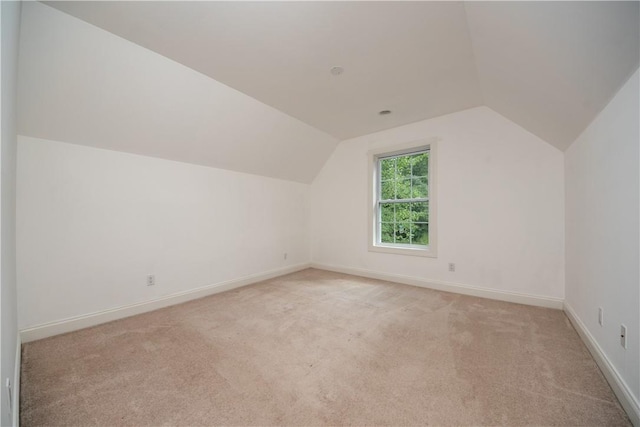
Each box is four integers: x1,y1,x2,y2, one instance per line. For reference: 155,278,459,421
42,1,484,141
20,1,639,177
18,2,339,184
465,1,640,150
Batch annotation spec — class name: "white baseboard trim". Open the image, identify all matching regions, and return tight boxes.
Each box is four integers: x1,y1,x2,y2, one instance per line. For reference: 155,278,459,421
564,302,639,426
20,263,311,343
310,262,564,309
12,334,20,427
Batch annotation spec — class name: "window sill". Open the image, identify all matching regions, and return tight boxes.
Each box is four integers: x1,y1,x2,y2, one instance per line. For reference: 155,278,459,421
368,243,437,258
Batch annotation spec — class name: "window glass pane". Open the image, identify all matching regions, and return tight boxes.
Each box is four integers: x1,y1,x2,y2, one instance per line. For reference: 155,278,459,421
396,155,412,179
411,177,428,199
411,152,428,177
411,223,429,245
395,222,411,244
396,178,411,199
411,202,428,222
380,180,395,200
380,223,394,243
394,202,411,222
380,203,395,222
380,158,395,181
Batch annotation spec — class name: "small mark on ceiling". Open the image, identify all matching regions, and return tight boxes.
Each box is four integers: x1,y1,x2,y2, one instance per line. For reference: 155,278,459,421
330,66,344,76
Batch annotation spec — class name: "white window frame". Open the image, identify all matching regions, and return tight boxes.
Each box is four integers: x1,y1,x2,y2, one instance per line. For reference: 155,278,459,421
368,138,438,257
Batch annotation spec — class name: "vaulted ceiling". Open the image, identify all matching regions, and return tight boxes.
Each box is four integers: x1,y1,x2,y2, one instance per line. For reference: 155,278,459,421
43,1,639,151
18,2,639,183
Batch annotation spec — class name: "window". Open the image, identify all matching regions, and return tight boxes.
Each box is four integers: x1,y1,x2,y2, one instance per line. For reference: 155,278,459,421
369,139,437,257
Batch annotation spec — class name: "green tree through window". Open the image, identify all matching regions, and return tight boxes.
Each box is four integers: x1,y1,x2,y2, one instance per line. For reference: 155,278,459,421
378,151,429,246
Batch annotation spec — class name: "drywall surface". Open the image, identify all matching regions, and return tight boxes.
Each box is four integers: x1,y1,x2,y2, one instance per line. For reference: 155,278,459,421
565,69,640,405
1,1,21,425
310,106,565,300
17,2,337,184
17,136,310,328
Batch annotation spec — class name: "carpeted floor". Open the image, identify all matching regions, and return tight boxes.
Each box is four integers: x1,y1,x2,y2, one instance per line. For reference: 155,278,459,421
21,268,630,426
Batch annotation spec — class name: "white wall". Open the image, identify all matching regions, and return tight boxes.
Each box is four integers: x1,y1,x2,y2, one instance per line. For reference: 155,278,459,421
565,69,639,409
310,106,565,301
1,1,21,425
17,136,310,329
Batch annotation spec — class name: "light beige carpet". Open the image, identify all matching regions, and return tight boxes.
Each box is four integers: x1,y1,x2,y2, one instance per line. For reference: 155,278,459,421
21,268,630,426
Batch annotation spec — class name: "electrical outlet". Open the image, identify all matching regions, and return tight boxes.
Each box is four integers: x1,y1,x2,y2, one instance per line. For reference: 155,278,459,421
598,307,603,326
448,263,456,272
284,253,288,260
146,274,155,286
5,378,11,415
620,324,627,349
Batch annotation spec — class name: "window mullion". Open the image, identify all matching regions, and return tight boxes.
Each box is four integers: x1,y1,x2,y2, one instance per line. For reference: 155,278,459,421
380,198,428,204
